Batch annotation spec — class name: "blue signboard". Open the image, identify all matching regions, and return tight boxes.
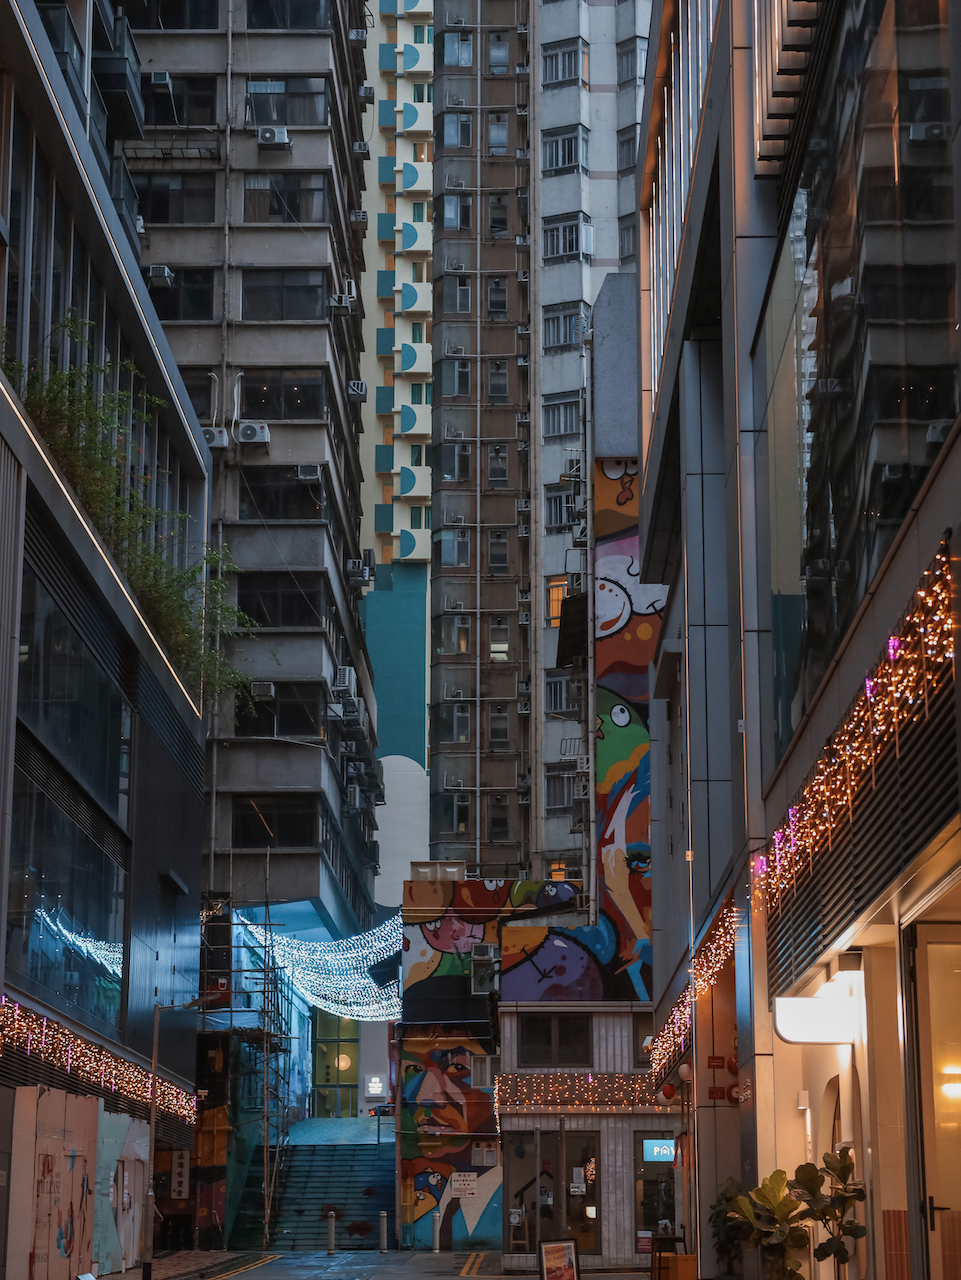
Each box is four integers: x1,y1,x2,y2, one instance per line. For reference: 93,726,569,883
642,1139,675,1162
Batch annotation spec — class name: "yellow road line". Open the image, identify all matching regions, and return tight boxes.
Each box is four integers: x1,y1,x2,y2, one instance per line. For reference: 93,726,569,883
461,1253,478,1275
471,1252,486,1275
209,1256,284,1279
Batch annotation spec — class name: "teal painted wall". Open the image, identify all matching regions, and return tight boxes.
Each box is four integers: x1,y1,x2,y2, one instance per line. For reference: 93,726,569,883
360,564,428,767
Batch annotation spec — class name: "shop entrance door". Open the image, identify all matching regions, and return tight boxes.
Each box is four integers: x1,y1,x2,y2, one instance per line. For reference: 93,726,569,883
914,925,961,1280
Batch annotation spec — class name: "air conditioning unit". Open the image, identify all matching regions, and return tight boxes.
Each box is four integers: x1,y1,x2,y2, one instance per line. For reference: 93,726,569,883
358,85,375,104
203,426,229,448
150,71,172,89
348,381,368,402
333,666,358,698
147,264,174,289
250,681,275,700
445,425,465,440
135,214,145,235
471,1055,500,1088
348,27,368,45
257,126,291,149
518,679,531,694
576,754,590,773
344,278,357,299
908,121,949,144
471,943,500,995
297,464,322,481
516,411,531,423
517,270,529,282
581,224,596,256
446,176,466,190
238,420,270,444
346,783,363,809
350,209,368,226
517,589,531,602
353,140,370,157
518,612,531,625
330,294,355,314
517,700,530,714
516,499,530,512
517,356,530,368
573,778,591,801
568,572,585,593
347,559,370,582
518,524,529,537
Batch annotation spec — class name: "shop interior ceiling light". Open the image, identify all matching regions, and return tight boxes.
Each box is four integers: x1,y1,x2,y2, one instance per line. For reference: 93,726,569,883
752,544,953,912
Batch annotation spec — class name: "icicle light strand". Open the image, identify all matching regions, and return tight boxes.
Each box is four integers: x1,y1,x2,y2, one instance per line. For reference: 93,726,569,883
753,546,953,912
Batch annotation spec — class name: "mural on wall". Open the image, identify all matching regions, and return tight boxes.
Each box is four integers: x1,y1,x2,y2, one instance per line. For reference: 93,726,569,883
594,459,667,1003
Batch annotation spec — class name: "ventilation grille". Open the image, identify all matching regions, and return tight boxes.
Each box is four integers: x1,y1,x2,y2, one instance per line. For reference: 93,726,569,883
766,678,958,997
138,665,205,796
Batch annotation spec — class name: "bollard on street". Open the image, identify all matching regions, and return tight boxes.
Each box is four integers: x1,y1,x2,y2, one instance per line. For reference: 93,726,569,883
328,1210,337,1255
380,1209,388,1253
432,1209,440,1253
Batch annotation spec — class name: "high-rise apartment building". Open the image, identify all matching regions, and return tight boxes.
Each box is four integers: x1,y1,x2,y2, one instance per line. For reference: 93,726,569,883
0,0,209,1271
126,0,383,930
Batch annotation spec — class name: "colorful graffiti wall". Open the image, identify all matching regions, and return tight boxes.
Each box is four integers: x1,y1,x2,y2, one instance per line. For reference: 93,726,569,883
594,459,666,1003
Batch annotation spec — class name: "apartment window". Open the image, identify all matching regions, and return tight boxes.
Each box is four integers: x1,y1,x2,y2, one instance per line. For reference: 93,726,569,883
433,613,471,654
486,445,509,488
436,529,471,565
545,483,576,530
489,362,509,404
619,215,637,262
236,682,326,737
239,466,327,520
443,112,472,149
543,305,588,349
233,794,317,847
442,194,471,229
412,24,432,43
489,617,509,661
238,572,324,627
243,368,326,418
438,442,471,482
488,115,508,155
488,794,510,841
432,792,470,834
242,269,327,320
617,126,638,171
247,0,330,27
489,704,510,749
617,38,646,83
542,39,588,86
181,369,213,420
489,32,509,74
444,30,472,65
413,82,433,102
543,216,592,260
488,530,509,575
134,172,215,223
545,763,576,811
144,76,216,126
151,268,216,321
244,172,327,223
435,703,471,743
128,0,219,27
246,77,327,126
518,1014,591,1066
487,277,508,318
441,359,471,396
542,127,588,176
443,275,471,313
489,193,509,237
410,506,423,528
546,574,568,626
546,672,578,719
543,394,580,437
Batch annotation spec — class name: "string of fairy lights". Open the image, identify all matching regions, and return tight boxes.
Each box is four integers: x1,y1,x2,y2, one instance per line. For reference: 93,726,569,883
36,909,124,978
0,998,196,1122
648,902,740,1080
752,545,954,912
237,911,403,1021
494,1071,670,1114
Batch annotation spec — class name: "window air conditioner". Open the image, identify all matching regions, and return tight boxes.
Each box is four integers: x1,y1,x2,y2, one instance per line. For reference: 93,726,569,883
257,126,291,149
908,121,949,143
203,426,229,448
517,700,530,714
359,86,375,104
147,264,175,289
135,215,145,235
348,381,368,402
346,783,363,809
333,666,358,698
345,279,357,299
348,28,368,45
576,754,591,773
518,612,531,625
237,421,270,444
250,681,276,700
297,464,322,481
353,140,370,157
516,498,530,512
518,523,529,537
150,71,173,89
330,295,355,314
572,778,591,802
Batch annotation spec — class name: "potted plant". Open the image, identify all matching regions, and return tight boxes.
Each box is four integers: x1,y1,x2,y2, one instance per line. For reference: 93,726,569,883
709,1177,748,1276
726,1169,809,1279
789,1147,867,1277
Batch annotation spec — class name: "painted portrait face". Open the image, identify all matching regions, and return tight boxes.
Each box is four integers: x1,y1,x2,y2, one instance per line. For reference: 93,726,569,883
402,1037,496,1152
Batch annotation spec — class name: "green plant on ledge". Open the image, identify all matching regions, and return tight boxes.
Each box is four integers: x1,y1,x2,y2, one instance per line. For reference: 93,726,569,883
727,1169,809,1279
4,319,252,703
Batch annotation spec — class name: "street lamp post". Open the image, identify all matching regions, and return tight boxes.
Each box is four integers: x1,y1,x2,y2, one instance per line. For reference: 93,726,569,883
142,995,214,1280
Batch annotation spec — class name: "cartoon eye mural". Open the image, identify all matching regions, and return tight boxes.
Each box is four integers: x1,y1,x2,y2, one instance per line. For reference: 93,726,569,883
602,459,627,479
595,687,649,793
625,459,638,475
610,703,631,728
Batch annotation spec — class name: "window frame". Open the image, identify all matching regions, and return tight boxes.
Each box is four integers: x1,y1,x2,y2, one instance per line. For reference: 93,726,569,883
517,1013,593,1067
541,125,589,177
541,38,588,87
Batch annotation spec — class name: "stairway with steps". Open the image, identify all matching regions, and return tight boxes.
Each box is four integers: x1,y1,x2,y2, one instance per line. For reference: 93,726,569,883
231,1142,396,1251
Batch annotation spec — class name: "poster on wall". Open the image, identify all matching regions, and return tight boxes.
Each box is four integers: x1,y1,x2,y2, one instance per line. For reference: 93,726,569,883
540,1239,581,1280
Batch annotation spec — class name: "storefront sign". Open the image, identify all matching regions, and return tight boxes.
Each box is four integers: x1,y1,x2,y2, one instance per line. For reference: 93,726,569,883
636,1230,653,1255
450,1172,477,1198
708,1086,727,1100
365,1073,388,1098
707,1055,725,1069
540,1239,580,1280
171,1150,190,1200
641,1139,675,1162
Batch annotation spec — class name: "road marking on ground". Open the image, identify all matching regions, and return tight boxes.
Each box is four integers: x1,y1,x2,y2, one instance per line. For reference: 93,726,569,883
460,1254,477,1276
210,1256,284,1278
470,1253,485,1275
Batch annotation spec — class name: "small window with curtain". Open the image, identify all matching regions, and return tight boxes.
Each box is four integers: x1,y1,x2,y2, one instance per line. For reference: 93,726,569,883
242,270,327,321
488,530,509,575
546,574,568,626
244,172,328,223
246,77,327,126
489,32,509,74
135,172,215,223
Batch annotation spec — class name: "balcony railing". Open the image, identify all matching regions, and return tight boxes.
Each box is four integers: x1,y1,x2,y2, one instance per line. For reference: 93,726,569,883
39,5,86,117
